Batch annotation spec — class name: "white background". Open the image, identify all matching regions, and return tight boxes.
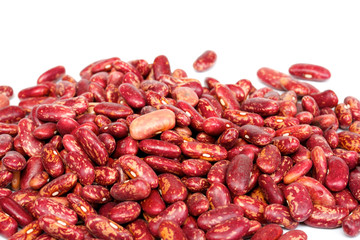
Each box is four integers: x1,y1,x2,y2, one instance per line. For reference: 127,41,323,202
1,0,360,239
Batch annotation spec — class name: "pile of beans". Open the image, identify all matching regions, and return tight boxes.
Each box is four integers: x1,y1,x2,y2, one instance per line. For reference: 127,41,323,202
1,51,360,240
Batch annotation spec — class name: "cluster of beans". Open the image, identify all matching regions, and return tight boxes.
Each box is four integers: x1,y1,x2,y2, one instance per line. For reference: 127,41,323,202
1,51,360,240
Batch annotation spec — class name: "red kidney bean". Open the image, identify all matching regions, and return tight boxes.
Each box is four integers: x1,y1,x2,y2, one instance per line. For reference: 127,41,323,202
306,134,334,158
2,150,26,172
39,172,78,197
0,106,25,123
32,197,78,225
324,128,339,149
109,201,141,225
270,156,293,184
343,205,360,237
256,144,281,174
18,118,44,157
113,136,138,158
139,139,181,159
333,189,359,212
129,109,175,140
0,188,12,197
289,63,331,81
117,155,158,188
349,167,360,201
214,83,240,110
283,158,312,184
140,189,166,217
158,220,187,240
233,195,267,222
18,84,50,99
264,204,299,230
172,87,199,107
119,83,146,109
278,100,297,117
325,155,349,192
74,127,109,166
37,65,65,83
283,182,313,222
334,148,359,170
80,184,111,204
225,154,252,195
206,182,231,209
148,201,188,237
85,214,133,240
36,104,76,122
310,146,327,184
176,100,204,131
272,135,300,155
186,192,209,217
350,121,360,134
205,216,250,240
93,102,133,119
9,189,38,208
193,50,217,72
100,121,128,139
345,96,360,120
275,124,312,142
301,95,320,116
0,196,34,227
224,109,265,127
241,97,280,117
0,170,13,187
110,178,151,201
143,155,183,176
181,159,212,177
0,95,9,111
0,122,18,136
41,143,64,178
197,204,244,231
93,166,118,186
182,176,209,192
29,171,49,190
207,160,230,184
195,132,214,144
310,90,338,108
336,103,352,129
0,211,18,238
0,85,13,98
8,220,43,240
258,174,284,204
126,219,153,240
304,205,349,229
33,122,57,140
152,55,171,80
38,214,84,240
176,81,203,98
0,134,13,158
89,71,108,88
66,193,97,221
158,173,187,204
180,141,227,161
279,230,308,240
264,116,299,130
296,176,336,206
280,77,310,96
140,80,169,97
339,130,360,152
239,124,273,146
251,223,283,240
160,129,184,145
257,67,289,90
183,227,206,240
